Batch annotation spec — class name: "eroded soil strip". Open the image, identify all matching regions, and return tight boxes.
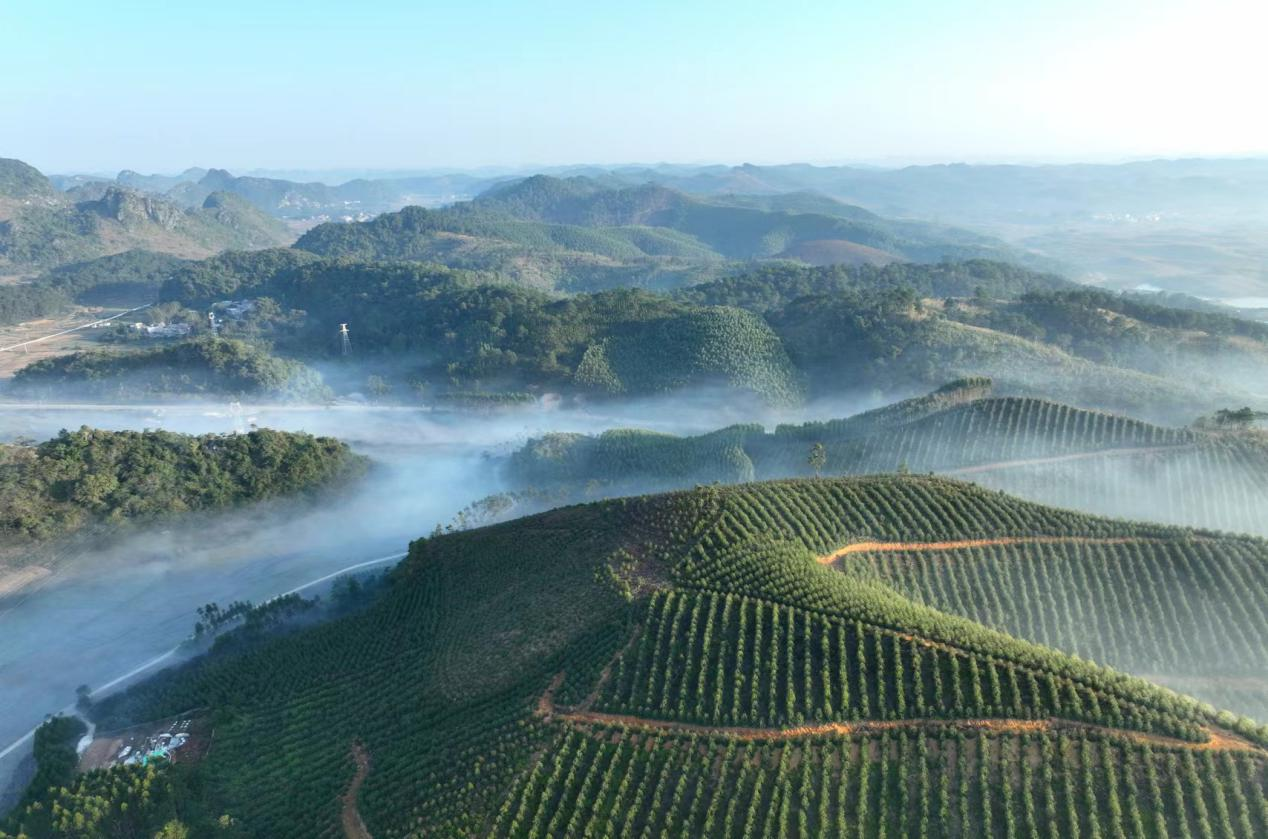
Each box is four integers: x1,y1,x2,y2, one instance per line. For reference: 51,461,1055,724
536,681,1264,755
341,742,372,839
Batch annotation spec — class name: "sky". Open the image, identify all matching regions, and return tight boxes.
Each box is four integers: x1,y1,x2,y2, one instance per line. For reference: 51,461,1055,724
2,0,1266,174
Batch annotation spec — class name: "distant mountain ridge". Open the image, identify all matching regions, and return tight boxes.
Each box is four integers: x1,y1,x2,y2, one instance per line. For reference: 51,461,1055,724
57,165,506,219
291,175,1023,290
0,158,292,276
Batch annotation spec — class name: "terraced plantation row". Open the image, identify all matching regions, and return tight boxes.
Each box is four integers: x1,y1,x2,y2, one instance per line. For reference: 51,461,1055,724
966,437,1268,535
494,726,1268,839
505,385,1268,535
755,396,1195,476
838,535,1268,720
38,477,1265,837
597,587,1207,740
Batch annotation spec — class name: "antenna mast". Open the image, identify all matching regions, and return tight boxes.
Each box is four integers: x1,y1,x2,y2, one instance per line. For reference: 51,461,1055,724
339,323,351,356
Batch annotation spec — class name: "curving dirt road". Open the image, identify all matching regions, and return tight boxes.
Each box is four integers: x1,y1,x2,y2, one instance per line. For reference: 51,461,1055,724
341,742,372,839
816,535,1163,564
536,676,1265,756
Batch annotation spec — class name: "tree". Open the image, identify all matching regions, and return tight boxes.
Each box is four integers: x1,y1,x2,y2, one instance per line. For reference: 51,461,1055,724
154,820,190,839
807,443,826,476
75,684,92,714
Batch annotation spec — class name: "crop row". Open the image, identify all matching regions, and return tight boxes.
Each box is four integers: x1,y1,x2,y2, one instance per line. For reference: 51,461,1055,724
492,725,1268,838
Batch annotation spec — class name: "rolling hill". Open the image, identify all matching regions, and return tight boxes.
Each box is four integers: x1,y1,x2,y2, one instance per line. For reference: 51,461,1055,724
507,379,1268,537
7,248,1253,419
17,477,1266,837
0,158,293,278
2,252,1225,416
291,176,1023,291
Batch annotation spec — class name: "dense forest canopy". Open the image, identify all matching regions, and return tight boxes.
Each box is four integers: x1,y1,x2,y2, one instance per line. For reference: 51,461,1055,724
0,250,1238,421
0,426,364,546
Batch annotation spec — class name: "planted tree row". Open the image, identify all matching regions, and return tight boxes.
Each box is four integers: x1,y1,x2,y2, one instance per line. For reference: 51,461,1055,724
493,726,1268,839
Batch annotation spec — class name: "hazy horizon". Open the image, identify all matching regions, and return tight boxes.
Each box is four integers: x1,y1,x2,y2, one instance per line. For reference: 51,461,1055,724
33,153,1268,182
5,0,1265,174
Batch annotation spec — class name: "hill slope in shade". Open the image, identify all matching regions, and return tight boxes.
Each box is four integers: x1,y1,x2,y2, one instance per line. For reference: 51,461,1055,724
27,477,1265,837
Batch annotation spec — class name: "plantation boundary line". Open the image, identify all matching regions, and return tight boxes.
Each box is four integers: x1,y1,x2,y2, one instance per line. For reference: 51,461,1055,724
941,444,1196,476
817,536,1176,564
535,680,1265,756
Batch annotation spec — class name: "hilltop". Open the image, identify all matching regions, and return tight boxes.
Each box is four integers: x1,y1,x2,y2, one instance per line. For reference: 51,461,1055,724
292,175,1023,291
16,477,1265,836
0,159,293,277
0,159,56,200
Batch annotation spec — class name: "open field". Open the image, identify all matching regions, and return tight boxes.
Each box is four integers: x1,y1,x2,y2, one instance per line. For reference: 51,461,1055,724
0,307,123,378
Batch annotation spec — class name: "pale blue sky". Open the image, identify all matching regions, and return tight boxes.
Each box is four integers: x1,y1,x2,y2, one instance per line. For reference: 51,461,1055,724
2,0,1264,173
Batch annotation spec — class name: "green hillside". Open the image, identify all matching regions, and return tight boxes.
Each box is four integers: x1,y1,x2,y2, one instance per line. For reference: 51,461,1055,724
290,176,1022,291
506,381,1268,536
675,260,1074,310
472,175,1015,262
0,158,56,200
0,160,292,277
145,251,1254,414
2,247,1247,416
158,257,805,404
16,478,1264,837
941,287,1268,395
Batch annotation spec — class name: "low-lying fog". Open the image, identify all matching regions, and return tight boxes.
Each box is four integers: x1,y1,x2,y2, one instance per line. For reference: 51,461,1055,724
0,389,886,805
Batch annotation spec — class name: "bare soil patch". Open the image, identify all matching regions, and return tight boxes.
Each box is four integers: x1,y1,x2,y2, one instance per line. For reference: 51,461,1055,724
0,307,120,377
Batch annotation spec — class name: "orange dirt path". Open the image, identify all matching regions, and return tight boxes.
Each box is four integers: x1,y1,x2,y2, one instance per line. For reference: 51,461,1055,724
341,742,372,839
817,536,1156,564
816,539,1156,565
535,679,1264,755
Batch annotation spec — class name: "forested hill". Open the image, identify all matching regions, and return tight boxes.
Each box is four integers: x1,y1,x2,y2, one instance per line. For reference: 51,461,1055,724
146,252,1255,418
674,260,1074,310
470,175,1012,264
291,175,1023,290
37,477,1268,837
0,426,364,549
506,379,1268,536
0,158,292,277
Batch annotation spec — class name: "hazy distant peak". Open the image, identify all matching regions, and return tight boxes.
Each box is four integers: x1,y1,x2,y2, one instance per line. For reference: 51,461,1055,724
0,157,56,199
199,168,237,189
